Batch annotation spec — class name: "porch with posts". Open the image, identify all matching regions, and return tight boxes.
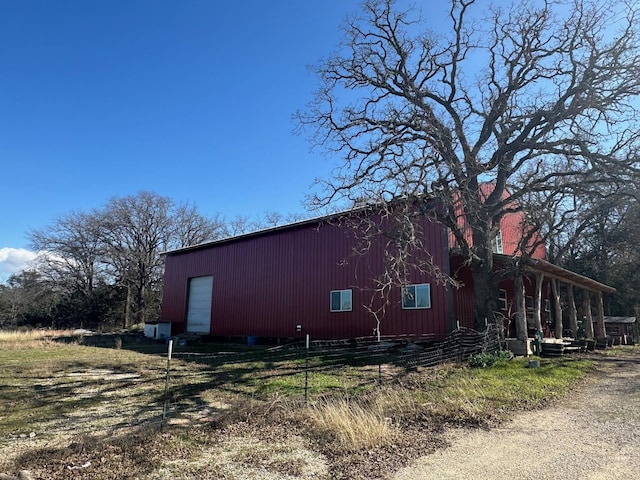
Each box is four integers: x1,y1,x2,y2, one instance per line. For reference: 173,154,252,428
502,257,615,357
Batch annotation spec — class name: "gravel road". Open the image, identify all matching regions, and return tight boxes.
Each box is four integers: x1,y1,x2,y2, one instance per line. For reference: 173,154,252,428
394,352,640,480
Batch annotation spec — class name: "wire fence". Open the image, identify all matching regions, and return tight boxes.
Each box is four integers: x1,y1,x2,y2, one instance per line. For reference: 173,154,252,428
161,325,502,418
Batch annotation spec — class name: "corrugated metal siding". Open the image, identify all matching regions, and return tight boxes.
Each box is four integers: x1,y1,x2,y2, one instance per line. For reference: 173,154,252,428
161,215,453,340
448,184,547,260
500,211,547,259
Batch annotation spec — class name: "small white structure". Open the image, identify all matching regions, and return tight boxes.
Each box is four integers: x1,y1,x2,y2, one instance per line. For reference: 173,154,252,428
144,322,172,340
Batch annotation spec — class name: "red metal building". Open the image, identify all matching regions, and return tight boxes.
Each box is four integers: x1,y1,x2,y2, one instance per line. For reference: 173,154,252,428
160,201,614,341
161,212,454,340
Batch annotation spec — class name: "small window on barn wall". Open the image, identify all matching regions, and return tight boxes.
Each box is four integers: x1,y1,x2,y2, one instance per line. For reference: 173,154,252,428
402,284,431,309
330,289,352,312
491,230,504,254
498,289,508,311
525,295,534,311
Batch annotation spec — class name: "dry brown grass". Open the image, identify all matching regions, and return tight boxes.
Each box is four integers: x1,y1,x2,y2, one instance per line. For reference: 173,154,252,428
308,397,397,452
0,329,75,350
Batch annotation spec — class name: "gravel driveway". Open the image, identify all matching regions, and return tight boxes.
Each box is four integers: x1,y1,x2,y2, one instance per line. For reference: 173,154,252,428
394,352,640,480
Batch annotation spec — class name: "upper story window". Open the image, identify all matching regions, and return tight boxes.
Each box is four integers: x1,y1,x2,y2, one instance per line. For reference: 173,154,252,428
492,230,504,254
402,284,431,309
330,289,352,312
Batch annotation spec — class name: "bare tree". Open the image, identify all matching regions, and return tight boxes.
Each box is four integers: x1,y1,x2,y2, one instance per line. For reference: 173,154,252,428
0,270,58,327
297,0,640,327
546,185,640,316
29,211,106,295
173,204,227,249
101,191,224,327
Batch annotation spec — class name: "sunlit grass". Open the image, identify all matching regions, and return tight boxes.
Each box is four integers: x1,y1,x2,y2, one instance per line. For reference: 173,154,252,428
0,329,74,350
411,356,592,422
600,344,640,357
0,331,168,436
308,396,397,452
0,329,595,455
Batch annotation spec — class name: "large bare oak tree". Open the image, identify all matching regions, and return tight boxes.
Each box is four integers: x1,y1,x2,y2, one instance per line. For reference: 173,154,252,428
297,0,640,327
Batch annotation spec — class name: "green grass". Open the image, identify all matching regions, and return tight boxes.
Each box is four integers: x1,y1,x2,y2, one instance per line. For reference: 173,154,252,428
0,338,168,436
399,356,592,424
599,344,640,357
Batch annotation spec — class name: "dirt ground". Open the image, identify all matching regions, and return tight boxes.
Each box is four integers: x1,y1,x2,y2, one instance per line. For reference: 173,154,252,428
394,352,640,480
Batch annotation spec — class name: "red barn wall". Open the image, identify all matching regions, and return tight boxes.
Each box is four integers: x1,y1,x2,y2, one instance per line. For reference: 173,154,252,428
448,184,547,260
161,216,454,340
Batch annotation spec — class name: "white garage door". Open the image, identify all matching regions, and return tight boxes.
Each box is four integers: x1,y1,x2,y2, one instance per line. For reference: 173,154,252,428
186,276,213,334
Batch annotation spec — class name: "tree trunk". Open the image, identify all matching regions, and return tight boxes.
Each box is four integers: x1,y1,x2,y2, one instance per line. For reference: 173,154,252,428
595,291,607,339
123,284,131,329
470,261,498,331
136,282,146,325
567,285,578,339
514,275,527,341
551,278,563,339
533,272,544,332
582,291,595,339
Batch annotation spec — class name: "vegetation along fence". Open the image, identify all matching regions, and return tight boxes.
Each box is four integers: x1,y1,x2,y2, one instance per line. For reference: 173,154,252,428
161,325,502,419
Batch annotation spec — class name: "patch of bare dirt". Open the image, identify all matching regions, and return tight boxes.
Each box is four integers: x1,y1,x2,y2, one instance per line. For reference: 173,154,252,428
318,424,446,480
394,352,640,480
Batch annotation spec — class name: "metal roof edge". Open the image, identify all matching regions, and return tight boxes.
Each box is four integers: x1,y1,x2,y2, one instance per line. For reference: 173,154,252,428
160,205,367,256
161,195,440,256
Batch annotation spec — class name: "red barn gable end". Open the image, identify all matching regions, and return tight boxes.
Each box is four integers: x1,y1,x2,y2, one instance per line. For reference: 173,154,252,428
449,183,547,260
160,213,453,340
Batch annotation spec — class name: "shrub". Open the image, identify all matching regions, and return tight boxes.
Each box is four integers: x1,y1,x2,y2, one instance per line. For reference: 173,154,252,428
468,350,513,368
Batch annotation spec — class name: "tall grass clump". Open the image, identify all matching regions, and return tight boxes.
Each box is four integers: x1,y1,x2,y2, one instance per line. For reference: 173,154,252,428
0,329,73,350
308,397,396,452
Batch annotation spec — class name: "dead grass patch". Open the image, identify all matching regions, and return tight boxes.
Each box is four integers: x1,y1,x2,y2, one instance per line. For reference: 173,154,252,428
307,397,397,453
0,330,74,350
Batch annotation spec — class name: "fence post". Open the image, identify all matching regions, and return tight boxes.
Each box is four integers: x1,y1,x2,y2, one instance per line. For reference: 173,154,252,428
304,334,310,404
162,339,173,421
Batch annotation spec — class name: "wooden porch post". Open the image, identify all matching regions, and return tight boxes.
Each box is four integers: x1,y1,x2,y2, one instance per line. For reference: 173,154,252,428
567,285,578,339
534,272,544,333
595,291,607,339
551,278,563,339
514,275,527,341
582,291,595,339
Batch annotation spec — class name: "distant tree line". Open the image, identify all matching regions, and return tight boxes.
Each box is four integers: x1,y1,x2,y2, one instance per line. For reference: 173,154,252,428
0,191,305,330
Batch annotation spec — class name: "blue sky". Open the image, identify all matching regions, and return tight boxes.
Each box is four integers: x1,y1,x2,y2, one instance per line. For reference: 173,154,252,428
0,0,369,277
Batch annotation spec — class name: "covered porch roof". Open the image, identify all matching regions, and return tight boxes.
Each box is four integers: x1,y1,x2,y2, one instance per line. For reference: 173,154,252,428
494,254,616,294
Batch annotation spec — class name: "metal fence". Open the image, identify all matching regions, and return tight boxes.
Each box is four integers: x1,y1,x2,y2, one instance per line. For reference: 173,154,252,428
162,325,502,417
